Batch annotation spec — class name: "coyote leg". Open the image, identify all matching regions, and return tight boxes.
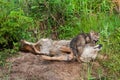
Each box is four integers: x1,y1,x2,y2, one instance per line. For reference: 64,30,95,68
31,45,41,54
41,51,74,61
20,40,42,54
59,46,71,53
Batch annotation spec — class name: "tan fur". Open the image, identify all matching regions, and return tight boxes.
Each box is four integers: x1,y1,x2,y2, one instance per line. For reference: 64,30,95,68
20,38,102,62
41,44,102,62
113,0,120,13
59,46,71,52
41,50,74,61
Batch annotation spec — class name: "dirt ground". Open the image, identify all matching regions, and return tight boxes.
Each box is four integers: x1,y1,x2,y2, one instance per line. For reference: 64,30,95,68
0,52,106,80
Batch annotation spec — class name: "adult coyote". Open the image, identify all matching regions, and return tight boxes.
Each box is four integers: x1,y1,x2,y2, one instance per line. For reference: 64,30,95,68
20,39,102,62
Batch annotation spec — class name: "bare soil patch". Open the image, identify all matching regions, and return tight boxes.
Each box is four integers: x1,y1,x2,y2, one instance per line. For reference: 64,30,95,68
0,52,106,80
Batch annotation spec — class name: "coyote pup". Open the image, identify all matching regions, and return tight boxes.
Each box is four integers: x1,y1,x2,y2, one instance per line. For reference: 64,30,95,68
70,31,99,62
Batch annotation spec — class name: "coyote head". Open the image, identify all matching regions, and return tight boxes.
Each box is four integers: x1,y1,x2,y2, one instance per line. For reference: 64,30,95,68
80,44,102,62
90,31,100,43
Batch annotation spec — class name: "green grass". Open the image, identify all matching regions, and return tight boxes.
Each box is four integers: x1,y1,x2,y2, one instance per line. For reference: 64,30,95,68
0,0,120,79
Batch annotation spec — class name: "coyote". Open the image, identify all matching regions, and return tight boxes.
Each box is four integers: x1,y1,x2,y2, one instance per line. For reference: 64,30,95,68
70,31,99,62
20,38,102,62
41,43,102,62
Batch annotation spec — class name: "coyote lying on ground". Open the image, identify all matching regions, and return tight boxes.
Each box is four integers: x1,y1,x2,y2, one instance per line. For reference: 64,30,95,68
20,39,102,62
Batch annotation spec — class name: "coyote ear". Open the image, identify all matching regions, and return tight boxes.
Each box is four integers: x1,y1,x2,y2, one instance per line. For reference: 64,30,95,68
86,36,90,42
90,30,94,36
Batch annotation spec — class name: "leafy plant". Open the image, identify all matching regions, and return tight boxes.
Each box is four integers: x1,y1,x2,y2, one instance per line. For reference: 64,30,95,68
0,8,34,48
0,0,34,66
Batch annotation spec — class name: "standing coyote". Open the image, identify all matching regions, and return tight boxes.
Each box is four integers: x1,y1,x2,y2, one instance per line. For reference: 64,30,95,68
70,31,99,62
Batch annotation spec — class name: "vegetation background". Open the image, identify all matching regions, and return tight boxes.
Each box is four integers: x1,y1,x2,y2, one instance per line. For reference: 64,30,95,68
0,0,120,79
